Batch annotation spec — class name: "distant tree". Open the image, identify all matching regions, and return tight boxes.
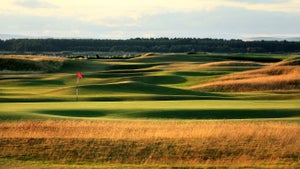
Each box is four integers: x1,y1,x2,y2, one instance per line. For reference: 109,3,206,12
1,38,300,53
0,40,5,50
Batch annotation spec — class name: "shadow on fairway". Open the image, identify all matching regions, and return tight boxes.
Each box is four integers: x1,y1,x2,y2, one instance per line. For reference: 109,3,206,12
175,71,228,76
21,79,65,86
124,109,300,119
37,110,108,117
35,109,300,119
131,75,186,84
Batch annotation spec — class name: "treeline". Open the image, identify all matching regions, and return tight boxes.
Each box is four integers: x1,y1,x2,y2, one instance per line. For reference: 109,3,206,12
0,38,300,53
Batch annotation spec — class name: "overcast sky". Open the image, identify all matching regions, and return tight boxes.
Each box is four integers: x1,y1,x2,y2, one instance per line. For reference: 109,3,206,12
1,0,300,39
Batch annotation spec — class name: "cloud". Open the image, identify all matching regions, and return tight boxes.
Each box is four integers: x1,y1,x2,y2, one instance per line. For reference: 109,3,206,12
0,13,114,38
226,0,288,4
1,0,300,39
130,6,300,38
48,0,223,26
1,4,300,39
3,0,299,24
14,0,57,9
223,0,300,13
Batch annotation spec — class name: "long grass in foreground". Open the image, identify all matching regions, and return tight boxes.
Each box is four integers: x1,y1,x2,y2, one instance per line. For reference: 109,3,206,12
0,120,299,140
0,120,299,167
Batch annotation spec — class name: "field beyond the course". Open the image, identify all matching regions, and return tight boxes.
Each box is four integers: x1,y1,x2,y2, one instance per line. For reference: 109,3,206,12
0,53,300,168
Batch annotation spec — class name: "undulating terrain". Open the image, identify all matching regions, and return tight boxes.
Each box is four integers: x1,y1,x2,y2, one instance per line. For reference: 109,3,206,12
0,53,299,168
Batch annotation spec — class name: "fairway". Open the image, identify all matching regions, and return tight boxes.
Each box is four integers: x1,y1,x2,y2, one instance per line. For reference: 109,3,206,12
0,100,300,120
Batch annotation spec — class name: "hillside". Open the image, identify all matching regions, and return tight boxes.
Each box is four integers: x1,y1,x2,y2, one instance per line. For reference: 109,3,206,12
190,56,300,92
0,55,66,72
1,53,299,102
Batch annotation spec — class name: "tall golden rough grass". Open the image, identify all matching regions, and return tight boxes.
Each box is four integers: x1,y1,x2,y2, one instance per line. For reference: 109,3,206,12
0,55,67,73
275,56,300,66
0,120,299,166
190,65,300,92
199,61,266,67
0,55,68,61
0,120,298,140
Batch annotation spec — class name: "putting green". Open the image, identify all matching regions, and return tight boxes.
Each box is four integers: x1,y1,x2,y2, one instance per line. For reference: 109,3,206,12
0,100,299,121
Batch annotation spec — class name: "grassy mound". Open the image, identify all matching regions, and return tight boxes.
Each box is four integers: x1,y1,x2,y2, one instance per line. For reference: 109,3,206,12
208,53,284,62
0,58,63,72
132,53,218,63
47,81,216,97
275,56,300,66
107,63,161,70
191,65,300,92
199,61,265,67
1,53,298,101
58,60,107,73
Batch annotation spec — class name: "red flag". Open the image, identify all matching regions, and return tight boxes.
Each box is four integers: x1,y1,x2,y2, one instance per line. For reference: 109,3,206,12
77,72,83,79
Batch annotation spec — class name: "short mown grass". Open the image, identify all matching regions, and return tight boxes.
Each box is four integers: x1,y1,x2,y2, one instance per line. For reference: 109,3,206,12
0,100,299,120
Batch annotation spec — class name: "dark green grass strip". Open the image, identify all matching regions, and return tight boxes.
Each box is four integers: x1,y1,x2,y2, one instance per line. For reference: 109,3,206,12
31,109,300,119
130,75,186,85
123,109,300,119
58,60,107,73
17,79,65,86
0,97,65,103
77,82,220,97
0,95,229,103
37,110,109,117
203,53,285,63
107,63,161,70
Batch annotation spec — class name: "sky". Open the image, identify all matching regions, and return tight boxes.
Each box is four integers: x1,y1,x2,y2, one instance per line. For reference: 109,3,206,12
1,0,300,39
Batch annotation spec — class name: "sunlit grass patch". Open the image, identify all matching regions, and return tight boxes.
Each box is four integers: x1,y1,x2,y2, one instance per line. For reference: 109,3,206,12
191,65,300,92
0,120,299,167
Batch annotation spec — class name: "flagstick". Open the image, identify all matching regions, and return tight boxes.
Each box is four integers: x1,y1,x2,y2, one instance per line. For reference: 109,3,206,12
76,77,79,101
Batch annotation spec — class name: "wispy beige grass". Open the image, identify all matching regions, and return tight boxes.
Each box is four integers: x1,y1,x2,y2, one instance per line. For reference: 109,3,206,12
0,55,68,61
199,61,266,67
190,65,300,92
0,120,299,166
0,120,298,140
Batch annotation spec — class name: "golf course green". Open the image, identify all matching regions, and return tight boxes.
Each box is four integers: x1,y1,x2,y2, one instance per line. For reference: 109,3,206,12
0,53,299,168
